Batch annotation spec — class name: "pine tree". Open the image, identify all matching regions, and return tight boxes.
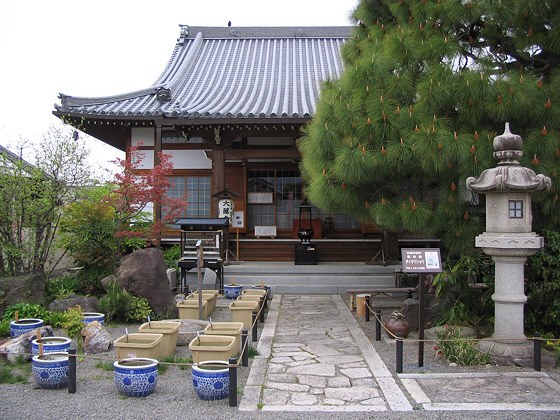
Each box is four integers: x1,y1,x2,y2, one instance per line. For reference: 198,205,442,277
299,0,560,258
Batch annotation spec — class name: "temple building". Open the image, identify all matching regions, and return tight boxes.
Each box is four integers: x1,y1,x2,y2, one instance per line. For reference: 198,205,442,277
54,25,413,262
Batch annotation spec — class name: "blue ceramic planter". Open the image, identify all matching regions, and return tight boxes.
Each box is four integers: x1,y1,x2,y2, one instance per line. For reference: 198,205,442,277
32,337,72,355
32,353,69,389
10,319,43,338
82,312,105,325
224,284,243,299
192,360,229,400
114,358,158,397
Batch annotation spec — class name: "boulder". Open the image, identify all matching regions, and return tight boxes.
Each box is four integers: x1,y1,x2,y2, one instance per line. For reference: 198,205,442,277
169,319,210,346
48,295,99,313
0,326,53,362
82,321,112,354
103,248,178,318
400,298,419,331
0,274,46,317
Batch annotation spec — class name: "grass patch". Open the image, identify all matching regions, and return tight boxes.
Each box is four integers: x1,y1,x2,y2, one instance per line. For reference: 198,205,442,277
248,346,260,358
95,361,114,371
0,360,28,384
159,355,193,372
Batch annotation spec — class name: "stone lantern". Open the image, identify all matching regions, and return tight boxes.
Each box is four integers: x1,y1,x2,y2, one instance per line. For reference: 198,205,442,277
466,123,551,365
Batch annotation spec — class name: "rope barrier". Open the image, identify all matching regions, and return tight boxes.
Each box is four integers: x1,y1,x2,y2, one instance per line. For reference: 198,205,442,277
363,297,554,344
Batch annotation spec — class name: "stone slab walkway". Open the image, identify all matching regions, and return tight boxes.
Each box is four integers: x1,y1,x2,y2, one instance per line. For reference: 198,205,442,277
239,294,412,412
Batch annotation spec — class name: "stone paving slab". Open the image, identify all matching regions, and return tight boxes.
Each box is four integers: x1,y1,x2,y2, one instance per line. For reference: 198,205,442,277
400,371,560,411
239,294,411,412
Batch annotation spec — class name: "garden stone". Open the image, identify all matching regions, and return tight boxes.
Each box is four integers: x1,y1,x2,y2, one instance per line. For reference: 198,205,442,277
48,295,99,313
399,297,419,331
103,248,178,318
82,321,112,354
0,326,53,362
170,319,210,346
0,273,46,317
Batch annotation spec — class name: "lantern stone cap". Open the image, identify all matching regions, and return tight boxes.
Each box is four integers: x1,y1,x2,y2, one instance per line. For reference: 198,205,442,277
466,123,551,194
475,232,544,252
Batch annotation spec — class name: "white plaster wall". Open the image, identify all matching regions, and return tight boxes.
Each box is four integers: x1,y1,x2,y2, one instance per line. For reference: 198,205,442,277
131,127,154,146
134,150,154,169
168,150,212,169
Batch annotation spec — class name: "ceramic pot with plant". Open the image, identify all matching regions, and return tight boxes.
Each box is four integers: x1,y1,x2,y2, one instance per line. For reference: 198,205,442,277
384,311,411,339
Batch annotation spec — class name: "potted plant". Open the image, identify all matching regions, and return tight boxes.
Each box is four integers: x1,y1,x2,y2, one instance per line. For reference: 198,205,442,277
113,357,158,397
384,310,411,339
191,360,229,400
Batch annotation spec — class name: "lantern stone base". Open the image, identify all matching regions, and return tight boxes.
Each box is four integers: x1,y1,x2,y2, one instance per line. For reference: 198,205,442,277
478,339,534,367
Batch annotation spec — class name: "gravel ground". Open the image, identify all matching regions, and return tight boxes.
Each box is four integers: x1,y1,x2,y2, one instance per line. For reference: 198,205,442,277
0,295,558,420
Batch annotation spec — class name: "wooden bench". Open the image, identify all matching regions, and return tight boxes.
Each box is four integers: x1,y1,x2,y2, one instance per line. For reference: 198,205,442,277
347,288,416,311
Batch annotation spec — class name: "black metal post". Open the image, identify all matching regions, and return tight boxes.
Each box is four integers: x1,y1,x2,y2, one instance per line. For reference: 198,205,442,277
396,332,403,373
68,348,76,394
252,310,258,342
534,332,541,372
375,310,382,342
418,273,425,368
241,329,249,367
365,295,370,322
259,297,265,323
229,357,238,407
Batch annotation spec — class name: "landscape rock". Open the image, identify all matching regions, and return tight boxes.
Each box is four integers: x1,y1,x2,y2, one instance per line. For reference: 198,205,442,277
102,248,178,318
48,295,99,313
169,319,210,346
0,274,46,317
82,321,112,354
399,297,419,330
0,326,53,362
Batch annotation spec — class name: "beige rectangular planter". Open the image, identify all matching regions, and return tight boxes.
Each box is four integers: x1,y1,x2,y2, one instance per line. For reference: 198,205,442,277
114,333,163,360
229,300,259,330
188,334,236,364
241,289,267,299
189,291,218,313
177,298,211,319
138,321,181,358
203,322,243,356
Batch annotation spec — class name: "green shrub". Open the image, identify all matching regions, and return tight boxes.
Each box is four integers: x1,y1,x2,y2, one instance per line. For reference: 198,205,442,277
63,306,84,347
76,266,112,297
0,320,10,337
434,325,491,366
125,297,152,323
162,245,180,270
2,303,49,322
45,274,82,304
97,281,133,322
526,230,560,336
45,311,68,328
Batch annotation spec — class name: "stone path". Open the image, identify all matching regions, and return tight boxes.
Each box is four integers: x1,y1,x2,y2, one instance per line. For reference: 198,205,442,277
239,294,412,412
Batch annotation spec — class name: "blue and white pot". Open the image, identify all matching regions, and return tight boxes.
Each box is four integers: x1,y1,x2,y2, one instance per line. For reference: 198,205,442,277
10,318,43,338
82,312,105,325
31,352,69,389
224,284,243,299
32,337,72,355
192,360,229,400
113,358,158,397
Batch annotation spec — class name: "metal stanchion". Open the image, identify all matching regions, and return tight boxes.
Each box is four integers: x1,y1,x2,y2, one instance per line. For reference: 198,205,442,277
252,310,258,342
229,358,238,407
375,310,382,342
396,332,403,373
365,295,370,322
259,297,265,323
534,332,541,372
68,348,76,394
241,329,249,367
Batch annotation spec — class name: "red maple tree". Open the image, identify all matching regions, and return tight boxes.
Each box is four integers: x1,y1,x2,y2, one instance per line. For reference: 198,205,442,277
105,144,187,251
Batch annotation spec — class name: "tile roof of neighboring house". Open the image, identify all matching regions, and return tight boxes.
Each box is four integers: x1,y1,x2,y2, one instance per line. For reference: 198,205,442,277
55,26,352,122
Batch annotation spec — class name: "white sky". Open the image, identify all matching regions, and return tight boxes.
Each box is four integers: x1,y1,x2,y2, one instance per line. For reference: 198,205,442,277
0,0,357,173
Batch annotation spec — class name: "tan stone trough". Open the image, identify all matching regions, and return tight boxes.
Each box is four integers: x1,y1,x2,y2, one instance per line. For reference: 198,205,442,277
138,321,181,358
203,321,244,356
114,333,163,360
229,300,259,331
188,334,236,364
176,297,211,319
188,290,218,312
241,289,267,299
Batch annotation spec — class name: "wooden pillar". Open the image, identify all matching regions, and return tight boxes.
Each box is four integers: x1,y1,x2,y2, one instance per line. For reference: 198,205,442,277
212,127,225,217
154,124,162,246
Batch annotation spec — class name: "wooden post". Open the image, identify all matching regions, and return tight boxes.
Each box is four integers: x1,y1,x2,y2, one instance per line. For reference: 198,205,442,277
418,273,425,368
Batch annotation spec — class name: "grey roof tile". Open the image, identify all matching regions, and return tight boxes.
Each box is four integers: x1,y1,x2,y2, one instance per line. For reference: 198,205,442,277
55,26,352,121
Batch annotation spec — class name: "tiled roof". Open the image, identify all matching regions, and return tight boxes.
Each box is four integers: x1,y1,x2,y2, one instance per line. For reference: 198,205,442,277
55,26,352,121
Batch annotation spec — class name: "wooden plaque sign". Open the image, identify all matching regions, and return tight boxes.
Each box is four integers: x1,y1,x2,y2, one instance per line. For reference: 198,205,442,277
401,248,442,273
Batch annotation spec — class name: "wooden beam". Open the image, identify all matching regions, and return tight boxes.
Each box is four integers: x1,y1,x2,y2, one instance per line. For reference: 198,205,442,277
224,149,300,160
